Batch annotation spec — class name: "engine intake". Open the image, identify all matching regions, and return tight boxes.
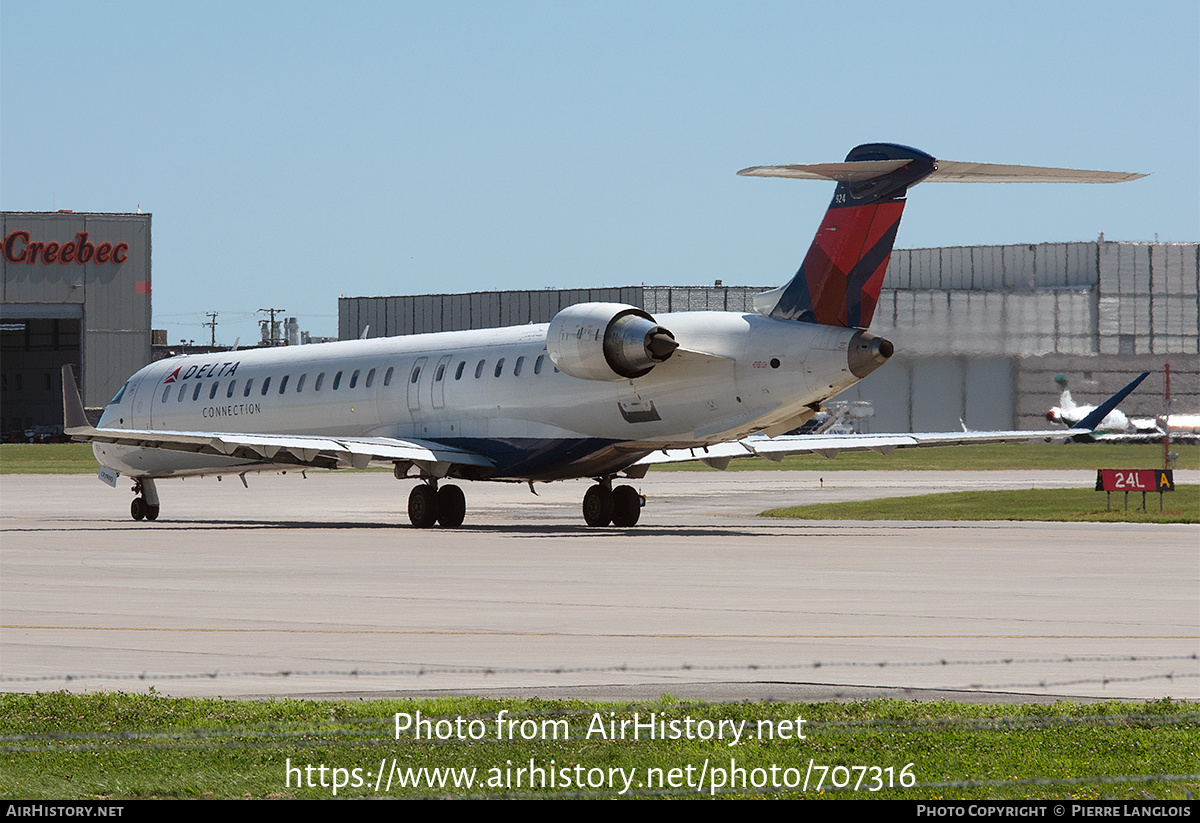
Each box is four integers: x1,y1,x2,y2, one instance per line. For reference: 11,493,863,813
547,303,678,381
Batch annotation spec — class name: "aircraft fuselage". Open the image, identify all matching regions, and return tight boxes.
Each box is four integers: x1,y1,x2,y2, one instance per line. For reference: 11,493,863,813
94,311,873,481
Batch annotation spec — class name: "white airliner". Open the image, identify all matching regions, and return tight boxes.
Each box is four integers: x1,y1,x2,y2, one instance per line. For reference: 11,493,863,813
1047,372,1198,442
63,143,1144,527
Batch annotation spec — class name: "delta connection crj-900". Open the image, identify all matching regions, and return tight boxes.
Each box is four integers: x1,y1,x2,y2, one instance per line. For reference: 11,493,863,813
62,143,1145,527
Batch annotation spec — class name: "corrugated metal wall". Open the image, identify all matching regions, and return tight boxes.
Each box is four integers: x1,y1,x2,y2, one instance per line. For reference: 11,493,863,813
339,287,645,337
336,241,1198,432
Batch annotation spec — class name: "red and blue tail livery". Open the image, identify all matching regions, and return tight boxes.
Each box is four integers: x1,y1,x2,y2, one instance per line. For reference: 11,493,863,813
742,142,1143,329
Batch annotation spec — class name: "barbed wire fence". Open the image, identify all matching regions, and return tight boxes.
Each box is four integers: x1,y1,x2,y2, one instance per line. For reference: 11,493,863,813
3,652,1197,798
3,652,1196,691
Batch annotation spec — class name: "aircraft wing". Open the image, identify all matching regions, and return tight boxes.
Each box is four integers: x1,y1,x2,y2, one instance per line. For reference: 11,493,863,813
636,372,1152,469
68,425,495,473
635,428,1090,468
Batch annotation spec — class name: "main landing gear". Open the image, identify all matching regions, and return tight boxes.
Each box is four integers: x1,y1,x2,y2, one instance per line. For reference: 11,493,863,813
408,480,466,529
129,478,160,522
582,478,644,527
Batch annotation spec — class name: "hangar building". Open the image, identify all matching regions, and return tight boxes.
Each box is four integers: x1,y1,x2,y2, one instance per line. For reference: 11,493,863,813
339,241,1198,433
2,212,151,436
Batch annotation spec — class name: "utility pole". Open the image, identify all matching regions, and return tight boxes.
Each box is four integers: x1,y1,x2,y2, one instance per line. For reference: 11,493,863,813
257,307,286,346
203,311,218,347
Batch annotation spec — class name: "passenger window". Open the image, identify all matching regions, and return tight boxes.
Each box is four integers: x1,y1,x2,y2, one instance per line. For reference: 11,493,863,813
210,383,220,400
410,366,420,384
315,373,324,391
333,371,342,390
177,384,186,402
193,383,203,401
297,374,306,392
514,356,525,376
384,367,394,387
475,360,485,379
243,378,254,397
535,355,544,375
455,361,465,380
435,364,445,382
228,381,237,398
261,377,272,396
279,375,289,394
350,369,360,389
161,386,170,403
366,368,376,388
494,358,505,377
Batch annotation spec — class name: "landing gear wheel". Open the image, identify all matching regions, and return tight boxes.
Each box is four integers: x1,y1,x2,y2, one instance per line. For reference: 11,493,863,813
145,504,160,522
436,485,466,528
582,484,613,527
130,497,146,521
611,485,642,527
408,484,439,528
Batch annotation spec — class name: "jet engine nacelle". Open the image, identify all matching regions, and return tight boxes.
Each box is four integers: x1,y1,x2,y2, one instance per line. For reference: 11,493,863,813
546,303,679,381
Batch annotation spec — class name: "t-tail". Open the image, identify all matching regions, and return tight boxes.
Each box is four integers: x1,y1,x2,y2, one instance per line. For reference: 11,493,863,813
742,144,1145,329
748,143,934,328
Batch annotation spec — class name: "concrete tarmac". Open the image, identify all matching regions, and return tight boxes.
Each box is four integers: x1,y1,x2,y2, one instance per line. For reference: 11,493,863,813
2,469,1196,703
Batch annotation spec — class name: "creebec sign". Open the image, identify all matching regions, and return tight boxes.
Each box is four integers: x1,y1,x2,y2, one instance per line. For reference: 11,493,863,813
3,230,129,265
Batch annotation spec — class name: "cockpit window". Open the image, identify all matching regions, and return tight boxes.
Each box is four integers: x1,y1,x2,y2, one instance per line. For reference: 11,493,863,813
110,382,128,404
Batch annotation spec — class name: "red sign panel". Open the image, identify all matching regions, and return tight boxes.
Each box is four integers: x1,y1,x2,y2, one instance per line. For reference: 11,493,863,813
1095,470,1174,492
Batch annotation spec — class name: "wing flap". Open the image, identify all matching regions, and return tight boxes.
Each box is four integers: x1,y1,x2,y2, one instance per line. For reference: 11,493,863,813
69,426,494,472
635,428,1085,468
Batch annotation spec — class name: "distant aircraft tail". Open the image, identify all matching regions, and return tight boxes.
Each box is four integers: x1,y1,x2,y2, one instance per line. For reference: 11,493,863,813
742,144,1145,329
1054,373,1078,413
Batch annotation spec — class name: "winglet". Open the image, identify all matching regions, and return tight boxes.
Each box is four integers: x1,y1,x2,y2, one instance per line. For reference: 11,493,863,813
1072,372,1150,432
61,364,93,433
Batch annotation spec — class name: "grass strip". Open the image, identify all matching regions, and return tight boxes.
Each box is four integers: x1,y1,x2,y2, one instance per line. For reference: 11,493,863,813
0,693,1195,799
761,486,1199,523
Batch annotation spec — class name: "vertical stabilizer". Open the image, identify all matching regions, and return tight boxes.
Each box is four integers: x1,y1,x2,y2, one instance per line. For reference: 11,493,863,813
750,143,936,328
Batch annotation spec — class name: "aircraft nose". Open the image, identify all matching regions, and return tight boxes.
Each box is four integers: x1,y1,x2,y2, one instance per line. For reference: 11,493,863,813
847,330,893,379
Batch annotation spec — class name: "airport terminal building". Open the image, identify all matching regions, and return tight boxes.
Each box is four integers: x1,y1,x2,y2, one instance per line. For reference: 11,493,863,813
1,211,151,437
339,241,1199,433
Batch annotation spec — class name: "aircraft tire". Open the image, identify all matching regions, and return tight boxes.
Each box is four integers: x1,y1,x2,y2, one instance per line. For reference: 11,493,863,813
611,485,642,527
582,485,613,527
145,504,160,522
436,485,466,528
408,485,439,528
130,497,146,521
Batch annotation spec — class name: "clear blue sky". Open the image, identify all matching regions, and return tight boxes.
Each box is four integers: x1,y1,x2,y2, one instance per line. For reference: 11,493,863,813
3,1,1197,345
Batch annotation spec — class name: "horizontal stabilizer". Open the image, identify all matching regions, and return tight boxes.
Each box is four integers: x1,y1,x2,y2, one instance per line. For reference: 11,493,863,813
738,160,1145,185
737,160,912,182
